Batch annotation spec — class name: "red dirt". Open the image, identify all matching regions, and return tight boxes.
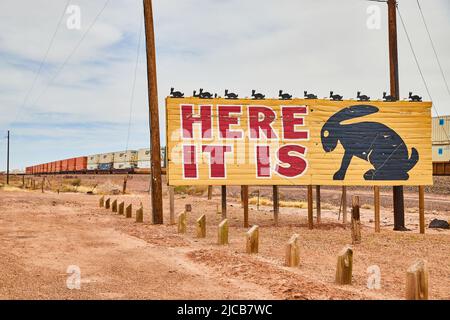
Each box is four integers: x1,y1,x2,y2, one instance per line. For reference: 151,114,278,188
0,175,449,300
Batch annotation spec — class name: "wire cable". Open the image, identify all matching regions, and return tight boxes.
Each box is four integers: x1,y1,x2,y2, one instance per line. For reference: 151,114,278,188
125,16,144,152
416,0,450,98
11,0,71,126
20,0,111,124
397,5,450,142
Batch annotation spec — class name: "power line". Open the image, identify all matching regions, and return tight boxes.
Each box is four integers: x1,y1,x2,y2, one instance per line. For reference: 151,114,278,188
19,0,111,125
125,16,144,152
416,0,450,98
397,5,450,142
11,0,71,126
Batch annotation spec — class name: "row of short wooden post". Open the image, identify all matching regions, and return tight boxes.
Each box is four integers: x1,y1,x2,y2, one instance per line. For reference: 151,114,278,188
99,196,142,222
174,204,428,299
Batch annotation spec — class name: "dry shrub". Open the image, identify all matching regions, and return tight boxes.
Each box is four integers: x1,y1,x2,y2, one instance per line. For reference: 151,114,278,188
174,185,207,196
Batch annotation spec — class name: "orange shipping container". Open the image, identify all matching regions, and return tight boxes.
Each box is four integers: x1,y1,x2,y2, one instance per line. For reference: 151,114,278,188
75,157,87,171
67,158,76,171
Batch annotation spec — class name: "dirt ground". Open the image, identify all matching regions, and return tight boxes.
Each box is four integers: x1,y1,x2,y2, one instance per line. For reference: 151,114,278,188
0,174,449,300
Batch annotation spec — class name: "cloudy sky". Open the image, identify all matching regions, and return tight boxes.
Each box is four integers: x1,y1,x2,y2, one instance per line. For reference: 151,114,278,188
0,0,449,171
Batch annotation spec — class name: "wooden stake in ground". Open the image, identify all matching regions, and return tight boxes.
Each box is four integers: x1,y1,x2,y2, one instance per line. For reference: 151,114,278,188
177,211,186,234
285,234,300,267
221,186,227,219
185,204,192,213
99,196,105,208
273,186,279,225
374,186,380,233
419,186,425,234
105,198,111,209
307,185,314,230
351,196,361,244
216,203,221,215
143,0,163,225
136,206,144,223
335,245,353,285
126,204,132,218
41,177,45,193
207,185,213,200
118,201,124,215
246,225,259,254
406,259,428,300
122,175,128,194
169,186,175,225
316,185,321,224
196,214,206,238
112,199,118,213
218,219,228,245
342,186,347,224
242,185,249,228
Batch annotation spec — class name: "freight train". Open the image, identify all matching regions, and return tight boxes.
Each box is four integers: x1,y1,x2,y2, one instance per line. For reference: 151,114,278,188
25,148,166,175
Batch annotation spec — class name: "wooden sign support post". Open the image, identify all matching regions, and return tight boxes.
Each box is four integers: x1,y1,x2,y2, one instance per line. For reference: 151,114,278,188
316,186,321,224
242,186,249,228
374,186,381,233
307,185,314,230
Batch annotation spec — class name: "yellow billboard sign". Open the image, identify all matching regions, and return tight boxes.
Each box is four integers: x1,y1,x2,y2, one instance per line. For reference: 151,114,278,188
166,98,432,186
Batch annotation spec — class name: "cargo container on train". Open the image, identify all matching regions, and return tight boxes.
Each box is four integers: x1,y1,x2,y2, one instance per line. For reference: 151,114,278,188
113,150,138,170
432,116,450,145
433,145,450,162
87,154,100,170
137,148,151,169
137,148,167,168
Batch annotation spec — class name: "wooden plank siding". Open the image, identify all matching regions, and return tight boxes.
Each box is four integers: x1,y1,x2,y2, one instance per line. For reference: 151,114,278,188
166,97,432,186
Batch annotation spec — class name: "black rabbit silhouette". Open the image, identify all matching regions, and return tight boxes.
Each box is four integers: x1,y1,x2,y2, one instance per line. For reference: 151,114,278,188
357,91,370,101
170,87,184,98
330,91,343,101
409,92,422,102
252,90,265,100
304,91,317,99
383,92,396,102
225,89,238,99
321,105,419,181
199,88,214,99
279,90,292,100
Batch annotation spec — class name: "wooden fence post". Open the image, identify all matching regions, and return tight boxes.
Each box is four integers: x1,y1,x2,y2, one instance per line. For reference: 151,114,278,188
351,196,361,244
118,201,124,215
136,206,143,223
178,211,186,234
273,186,279,226
335,245,353,285
207,185,213,200
285,234,300,267
169,186,175,225
406,259,428,300
246,225,259,254
218,219,228,245
99,196,105,208
112,199,118,213
307,185,314,230
374,186,380,233
316,185,321,224
41,177,45,193
221,186,227,219
122,175,128,194
126,204,132,218
342,186,347,224
196,214,206,238
105,198,110,209
242,185,249,228
419,186,425,234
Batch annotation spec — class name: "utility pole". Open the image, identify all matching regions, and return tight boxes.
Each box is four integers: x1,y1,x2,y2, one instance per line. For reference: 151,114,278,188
388,0,406,231
6,130,10,185
143,0,163,224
